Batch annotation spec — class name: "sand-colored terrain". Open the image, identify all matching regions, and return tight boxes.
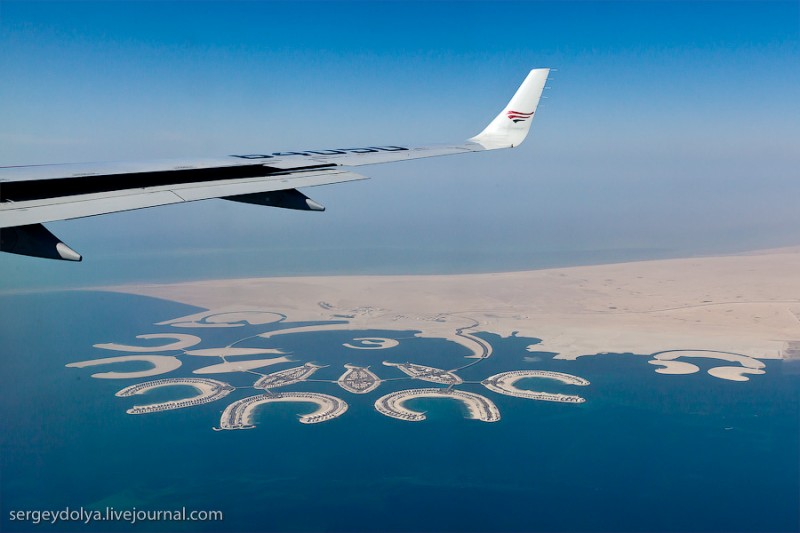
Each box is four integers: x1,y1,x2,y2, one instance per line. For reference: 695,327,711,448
66,355,182,379
192,356,294,375
95,334,201,352
103,248,800,362
184,347,285,357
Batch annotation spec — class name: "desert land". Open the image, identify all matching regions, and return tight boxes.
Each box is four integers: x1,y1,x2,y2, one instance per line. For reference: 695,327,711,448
103,247,800,363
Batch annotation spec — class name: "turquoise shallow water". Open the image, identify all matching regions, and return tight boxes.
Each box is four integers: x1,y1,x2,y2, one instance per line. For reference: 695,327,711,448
1,290,798,533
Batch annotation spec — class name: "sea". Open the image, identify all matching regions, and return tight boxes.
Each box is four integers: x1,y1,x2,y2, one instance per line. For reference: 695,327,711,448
0,289,798,533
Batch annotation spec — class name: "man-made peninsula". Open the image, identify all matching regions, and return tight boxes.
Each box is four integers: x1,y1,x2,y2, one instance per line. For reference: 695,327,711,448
104,247,800,363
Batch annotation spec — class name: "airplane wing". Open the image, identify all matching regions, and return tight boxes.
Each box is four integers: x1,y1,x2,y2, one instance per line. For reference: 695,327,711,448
0,68,550,261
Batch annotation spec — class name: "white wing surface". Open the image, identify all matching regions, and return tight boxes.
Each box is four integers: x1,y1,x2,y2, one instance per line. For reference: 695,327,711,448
0,68,549,260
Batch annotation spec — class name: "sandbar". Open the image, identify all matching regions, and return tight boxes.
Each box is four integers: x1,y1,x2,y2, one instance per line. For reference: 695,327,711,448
648,360,701,375
158,307,285,328
653,351,765,369
95,334,201,352
66,355,182,379
259,324,348,339
193,356,294,374
343,337,400,350
707,366,766,382
184,347,285,357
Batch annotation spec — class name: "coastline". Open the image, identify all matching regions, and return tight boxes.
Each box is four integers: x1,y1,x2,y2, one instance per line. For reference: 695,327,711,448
99,247,800,361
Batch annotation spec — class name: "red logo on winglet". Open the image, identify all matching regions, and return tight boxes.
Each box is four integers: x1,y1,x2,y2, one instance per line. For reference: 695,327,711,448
507,110,534,123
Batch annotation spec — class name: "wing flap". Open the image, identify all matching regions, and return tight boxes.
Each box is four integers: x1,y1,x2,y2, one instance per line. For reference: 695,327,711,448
0,169,367,228
169,169,365,202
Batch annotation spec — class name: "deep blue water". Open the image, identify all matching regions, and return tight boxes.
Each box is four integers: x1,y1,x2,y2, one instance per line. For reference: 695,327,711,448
1,290,798,533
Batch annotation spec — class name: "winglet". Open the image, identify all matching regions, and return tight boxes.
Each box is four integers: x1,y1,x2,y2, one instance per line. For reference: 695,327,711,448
469,68,550,150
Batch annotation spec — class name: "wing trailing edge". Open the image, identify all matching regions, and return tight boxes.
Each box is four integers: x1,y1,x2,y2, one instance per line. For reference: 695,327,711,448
0,168,366,229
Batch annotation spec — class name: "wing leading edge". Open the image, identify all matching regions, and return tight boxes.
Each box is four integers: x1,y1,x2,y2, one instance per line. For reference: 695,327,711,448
0,68,550,261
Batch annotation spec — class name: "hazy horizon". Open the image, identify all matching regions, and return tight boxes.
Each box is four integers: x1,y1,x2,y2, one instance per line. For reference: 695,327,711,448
1,1,798,291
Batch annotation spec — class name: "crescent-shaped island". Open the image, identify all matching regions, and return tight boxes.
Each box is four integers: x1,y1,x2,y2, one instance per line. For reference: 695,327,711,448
116,378,235,414
482,370,589,403
217,392,348,429
374,388,500,422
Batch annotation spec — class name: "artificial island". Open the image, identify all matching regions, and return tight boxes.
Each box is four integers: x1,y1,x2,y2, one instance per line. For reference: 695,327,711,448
374,388,501,422
115,378,234,414
253,363,324,389
217,392,348,429
482,370,589,403
338,364,381,394
382,361,463,385
66,246,800,430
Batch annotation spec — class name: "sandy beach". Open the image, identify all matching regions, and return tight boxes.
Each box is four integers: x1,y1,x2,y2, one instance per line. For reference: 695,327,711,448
102,248,800,362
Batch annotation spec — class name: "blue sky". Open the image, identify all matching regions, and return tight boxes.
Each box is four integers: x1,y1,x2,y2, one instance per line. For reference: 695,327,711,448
1,1,798,289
